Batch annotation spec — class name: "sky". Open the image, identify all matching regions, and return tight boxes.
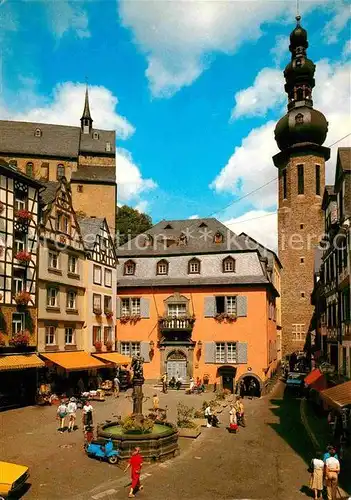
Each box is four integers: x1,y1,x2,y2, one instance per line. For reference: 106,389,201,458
0,0,350,250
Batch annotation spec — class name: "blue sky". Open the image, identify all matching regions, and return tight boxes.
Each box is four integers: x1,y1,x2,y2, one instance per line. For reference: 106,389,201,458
0,0,350,249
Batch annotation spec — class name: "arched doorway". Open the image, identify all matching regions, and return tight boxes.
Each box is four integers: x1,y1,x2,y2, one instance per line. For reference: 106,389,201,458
237,373,262,398
217,366,237,393
166,350,187,381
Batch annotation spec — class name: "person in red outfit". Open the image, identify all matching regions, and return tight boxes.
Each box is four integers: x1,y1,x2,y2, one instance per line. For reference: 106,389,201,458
125,447,143,498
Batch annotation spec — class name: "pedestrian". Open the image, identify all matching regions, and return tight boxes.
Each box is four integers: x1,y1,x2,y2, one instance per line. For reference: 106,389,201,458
229,404,237,425
124,447,144,498
309,451,324,500
176,375,182,390
67,397,78,432
235,396,246,427
114,374,120,398
161,373,168,393
325,449,340,500
57,400,68,433
152,393,159,411
204,404,212,428
83,401,93,429
248,379,256,399
189,378,195,392
323,445,339,462
239,379,245,398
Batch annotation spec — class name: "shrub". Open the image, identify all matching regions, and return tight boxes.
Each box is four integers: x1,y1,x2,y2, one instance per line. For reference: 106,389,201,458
105,310,114,319
15,209,32,221
122,415,154,434
177,402,197,429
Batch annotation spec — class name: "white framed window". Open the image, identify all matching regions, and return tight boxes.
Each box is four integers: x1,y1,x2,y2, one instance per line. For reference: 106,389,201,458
168,303,187,318
47,287,58,307
93,265,102,284
189,259,200,274
227,342,237,363
12,313,25,334
121,342,130,356
292,323,305,341
68,255,78,274
48,251,59,269
65,327,75,345
104,295,112,311
13,276,24,294
105,269,112,287
124,260,136,275
131,298,140,315
121,298,130,316
67,290,77,310
45,326,56,345
120,341,140,356
226,296,237,315
215,342,225,363
157,260,168,275
14,233,25,254
93,326,102,343
93,294,101,311
104,326,112,343
223,257,235,273
14,197,25,212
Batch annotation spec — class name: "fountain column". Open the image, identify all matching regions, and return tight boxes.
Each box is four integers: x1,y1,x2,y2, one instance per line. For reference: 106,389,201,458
132,377,144,419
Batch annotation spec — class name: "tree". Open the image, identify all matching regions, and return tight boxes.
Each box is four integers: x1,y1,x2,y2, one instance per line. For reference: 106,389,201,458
116,205,152,246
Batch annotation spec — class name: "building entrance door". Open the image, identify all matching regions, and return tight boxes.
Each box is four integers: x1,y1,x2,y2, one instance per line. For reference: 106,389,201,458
167,350,187,381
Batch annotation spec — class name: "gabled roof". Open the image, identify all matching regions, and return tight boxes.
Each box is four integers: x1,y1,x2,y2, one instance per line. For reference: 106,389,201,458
238,232,282,269
40,181,59,206
71,165,115,183
78,217,105,250
334,147,351,189
0,157,43,188
321,185,336,210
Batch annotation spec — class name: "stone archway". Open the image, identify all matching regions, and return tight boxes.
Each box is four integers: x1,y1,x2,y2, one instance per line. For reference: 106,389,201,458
236,372,263,397
166,350,187,381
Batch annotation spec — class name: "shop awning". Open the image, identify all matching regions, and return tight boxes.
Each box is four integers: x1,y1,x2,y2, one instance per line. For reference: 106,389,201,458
41,352,106,371
92,353,131,365
305,369,328,391
0,354,45,371
320,381,351,409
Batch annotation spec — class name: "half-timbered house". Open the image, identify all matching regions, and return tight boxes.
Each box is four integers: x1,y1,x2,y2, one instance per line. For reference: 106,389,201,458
0,158,44,410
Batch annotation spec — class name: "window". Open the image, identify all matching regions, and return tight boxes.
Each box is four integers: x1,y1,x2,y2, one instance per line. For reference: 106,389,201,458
104,295,112,312
131,298,140,315
92,326,101,344
223,256,235,273
300,257,304,264
121,341,140,357
106,142,111,152
315,165,321,195
41,163,49,181
292,323,305,341
121,298,140,316
77,185,83,193
12,313,24,334
35,128,42,137
66,290,77,310
68,255,78,274
104,326,112,344
297,164,304,194
14,193,25,212
47,287,58,307
104,269,112,287
93,265,102,284
168,303,187,317
26,162,34,177
215,343,225,363
283,169,287,199
215,295,237,314
13,269,25,294
121,298,130,316
45,326,56,345
339,185,344,221
157,259,168,275
14,232,25,254
93,294,101,312
56,214,69,234
65,327,74,345
188,258,200,274
124,260,136,275
48,251,59,269
300,224,304,229
93,131,99,140
57,164,65,179
227,343,237,363
226,296,237,315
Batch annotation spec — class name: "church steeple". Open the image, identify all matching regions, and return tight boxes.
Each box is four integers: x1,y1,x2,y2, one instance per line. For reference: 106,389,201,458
80,86,93,134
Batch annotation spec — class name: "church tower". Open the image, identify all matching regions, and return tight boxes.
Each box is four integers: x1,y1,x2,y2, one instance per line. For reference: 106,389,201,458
80,86,93,134
273,16,330,355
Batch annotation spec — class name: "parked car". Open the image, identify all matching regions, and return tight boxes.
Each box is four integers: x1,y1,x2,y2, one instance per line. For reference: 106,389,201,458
0,461,29,499
285,372,306,393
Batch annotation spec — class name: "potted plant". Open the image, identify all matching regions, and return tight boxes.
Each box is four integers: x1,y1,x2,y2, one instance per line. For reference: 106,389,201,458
105,309,113,319
105,340,113,351
176,403,201,438
94,340,102,352
93,308,102,316
15,209,32,222
15,250,31,264
9,330,30,347
14,291,31,305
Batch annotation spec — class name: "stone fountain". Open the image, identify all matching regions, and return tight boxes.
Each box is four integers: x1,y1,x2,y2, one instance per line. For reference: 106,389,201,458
97,354,179,460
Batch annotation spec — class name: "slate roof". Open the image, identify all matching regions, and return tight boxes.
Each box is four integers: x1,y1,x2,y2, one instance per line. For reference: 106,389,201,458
0,120,115,158
78,217,104,250
117,218,254,257
117,275,271,288
40,182,59,205
338,147,351,172
71,166,116,183
238,232,281,269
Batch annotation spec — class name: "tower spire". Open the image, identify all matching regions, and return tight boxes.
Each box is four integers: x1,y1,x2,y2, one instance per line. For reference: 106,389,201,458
80,83,93,134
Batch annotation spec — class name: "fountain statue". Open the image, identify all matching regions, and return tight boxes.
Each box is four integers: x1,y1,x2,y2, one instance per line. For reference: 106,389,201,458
131,354,145,418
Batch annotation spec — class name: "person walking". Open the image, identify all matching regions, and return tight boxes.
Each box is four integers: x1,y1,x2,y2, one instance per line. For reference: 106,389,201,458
235,397,246,427
325,450,340,500
83,401,93,430
57,400,68,433
152,393,159,411
309,451,324,500
124,447,144,498
161,373,168,393
114,374,120,398
67,397,78,432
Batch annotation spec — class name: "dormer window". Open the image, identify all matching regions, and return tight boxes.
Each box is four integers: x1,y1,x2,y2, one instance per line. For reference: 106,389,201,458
223,256,235,273
57,164,65,180
93,131,99,140
214,231,224,244
124,260,136,276
164,224,173,229
156,259,168,275
188,258,200,274
35,128,42,137
141,234,153,247
199,222,208,228
106,142,111,152
178,233,187,246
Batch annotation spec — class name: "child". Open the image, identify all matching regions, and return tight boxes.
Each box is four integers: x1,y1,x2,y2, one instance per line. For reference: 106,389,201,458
153,393,159,411
57,400,68,433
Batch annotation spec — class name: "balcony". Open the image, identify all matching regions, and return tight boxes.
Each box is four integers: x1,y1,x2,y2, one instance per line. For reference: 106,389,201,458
158,316,195,332
342,322,351,341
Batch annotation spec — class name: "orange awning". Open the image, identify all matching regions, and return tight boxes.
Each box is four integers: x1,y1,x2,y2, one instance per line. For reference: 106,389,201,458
321,381,351,409
0,354,45,371
92,353,131,365
41,352,106,371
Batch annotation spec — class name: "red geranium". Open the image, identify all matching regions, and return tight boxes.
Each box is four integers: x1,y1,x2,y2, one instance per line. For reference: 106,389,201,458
9,330,30,346
94,340,102,351
15,251,31,263
15,209,32,221
14,291,31,305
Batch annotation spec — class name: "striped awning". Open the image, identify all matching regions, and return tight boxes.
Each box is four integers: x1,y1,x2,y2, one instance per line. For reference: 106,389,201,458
0,354,45,371
41,352,106,371
92,353,131,365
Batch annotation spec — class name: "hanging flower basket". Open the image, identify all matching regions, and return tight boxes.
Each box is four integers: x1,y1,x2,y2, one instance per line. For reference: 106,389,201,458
0,201,4,214
105,310,113,319
94,308,102,316
14,291,31,305
105,340,113,351
0,332,6,347
15,250,31,263
9,331,30,347
94,340,102,352
15,209,32,222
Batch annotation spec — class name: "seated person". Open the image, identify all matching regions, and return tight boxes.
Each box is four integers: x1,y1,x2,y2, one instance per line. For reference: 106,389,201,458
169,376,176,389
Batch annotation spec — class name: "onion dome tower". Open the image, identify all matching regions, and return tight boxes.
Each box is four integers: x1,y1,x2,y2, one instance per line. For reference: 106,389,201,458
273,16,330,356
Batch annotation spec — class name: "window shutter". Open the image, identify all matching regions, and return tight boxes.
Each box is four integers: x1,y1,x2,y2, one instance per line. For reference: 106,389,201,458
140,341,150,362
116,341,121,353
104,327,109,345
204,342,216,363
236,296,248,317
93,326,98,344
237,342,248,364
204,296,216,317
116,297,121,319
140,298,150,318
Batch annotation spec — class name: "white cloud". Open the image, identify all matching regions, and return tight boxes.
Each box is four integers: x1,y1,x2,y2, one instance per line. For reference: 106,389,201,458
223,210,277,252
45,0,90,39
189,214,200,219
343,40,351,58
322,1,351,44
270,35,290,66
116,148,157,203
134,200,149,214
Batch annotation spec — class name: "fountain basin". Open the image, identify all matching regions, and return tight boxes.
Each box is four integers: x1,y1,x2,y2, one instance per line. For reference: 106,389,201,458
98,421,179,461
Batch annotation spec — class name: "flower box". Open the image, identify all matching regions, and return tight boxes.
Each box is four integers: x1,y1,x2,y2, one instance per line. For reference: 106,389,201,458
214,312,237,323
105,310,114,319
9,331,30,347
15,251,31,263
94,341,102,351
15,209,33,222
93,308,102,316
14,291,31,305
105,340,113,351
